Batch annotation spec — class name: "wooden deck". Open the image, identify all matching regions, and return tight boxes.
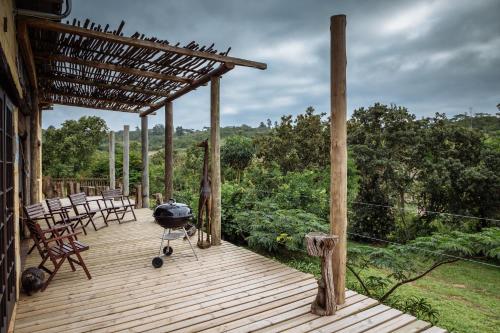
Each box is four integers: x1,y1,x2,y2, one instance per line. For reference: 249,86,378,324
15,208,446,333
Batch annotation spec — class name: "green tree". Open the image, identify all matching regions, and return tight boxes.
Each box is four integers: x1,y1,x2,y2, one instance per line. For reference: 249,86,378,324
416,114,500,230
348,104,421,239
221,135,255,182
255,106,329,172
43,116,108,177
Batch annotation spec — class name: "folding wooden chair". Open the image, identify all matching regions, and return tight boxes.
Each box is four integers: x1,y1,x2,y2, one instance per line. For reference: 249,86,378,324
24,203,76,256
69,192,108,232
24,213,91,291
46,197,88,236
101,188,137,223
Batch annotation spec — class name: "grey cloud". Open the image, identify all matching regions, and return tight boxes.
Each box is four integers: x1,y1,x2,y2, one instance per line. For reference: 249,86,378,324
43,0,500,131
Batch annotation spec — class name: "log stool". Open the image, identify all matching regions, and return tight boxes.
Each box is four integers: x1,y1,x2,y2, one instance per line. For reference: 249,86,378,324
305,232,339,316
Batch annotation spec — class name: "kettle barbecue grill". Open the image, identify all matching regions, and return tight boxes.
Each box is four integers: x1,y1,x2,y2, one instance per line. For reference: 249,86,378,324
151,199,198,268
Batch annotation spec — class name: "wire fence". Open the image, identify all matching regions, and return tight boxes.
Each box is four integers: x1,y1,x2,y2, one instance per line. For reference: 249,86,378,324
172,184,500,269
213,199,500,269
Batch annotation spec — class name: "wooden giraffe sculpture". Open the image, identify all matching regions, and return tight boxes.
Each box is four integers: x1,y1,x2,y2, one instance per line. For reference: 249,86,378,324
196,139,212,249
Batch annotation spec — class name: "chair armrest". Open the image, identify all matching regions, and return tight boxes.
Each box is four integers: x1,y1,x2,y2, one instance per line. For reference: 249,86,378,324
31,216,51,221
46,232,82,243
41,225,72,234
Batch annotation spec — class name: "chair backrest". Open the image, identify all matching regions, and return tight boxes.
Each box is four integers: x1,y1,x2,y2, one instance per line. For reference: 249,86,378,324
24,203,46,220
102,188,122,200
46,197,63,213
23,204,46,244
69,192,87,206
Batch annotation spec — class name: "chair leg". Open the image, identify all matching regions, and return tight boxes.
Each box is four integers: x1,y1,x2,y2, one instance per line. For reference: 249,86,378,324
114,208,122,224
67,256,76,271
27,243,36,255
101,210,109,227
38,254,52,274
86,214,98,231
42,257,66,291
74,251,92,280
130,207,137,221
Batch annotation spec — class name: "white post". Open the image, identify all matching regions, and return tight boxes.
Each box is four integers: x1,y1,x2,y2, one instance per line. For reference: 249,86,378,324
109,131,115,190
123,125,130,196
141,116,149,208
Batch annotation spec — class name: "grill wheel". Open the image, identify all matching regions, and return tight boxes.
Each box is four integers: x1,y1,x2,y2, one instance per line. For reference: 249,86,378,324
163,246,173,256
152,257,163,268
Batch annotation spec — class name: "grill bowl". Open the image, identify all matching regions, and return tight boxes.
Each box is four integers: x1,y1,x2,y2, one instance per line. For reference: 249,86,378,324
153,200,193,229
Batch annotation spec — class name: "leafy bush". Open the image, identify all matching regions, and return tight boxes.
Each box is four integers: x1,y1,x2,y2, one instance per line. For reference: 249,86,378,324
242,205,328,253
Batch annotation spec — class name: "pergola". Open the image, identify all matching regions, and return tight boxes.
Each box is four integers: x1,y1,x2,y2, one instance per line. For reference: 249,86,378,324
17,16,349,305
17,17,267,246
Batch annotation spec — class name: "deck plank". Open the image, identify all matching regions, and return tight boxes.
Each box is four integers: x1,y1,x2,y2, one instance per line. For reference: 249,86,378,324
14,208,445,333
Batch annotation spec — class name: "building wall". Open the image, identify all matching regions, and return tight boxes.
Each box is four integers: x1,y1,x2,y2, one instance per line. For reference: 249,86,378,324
0,1,27,331
0,0,23,96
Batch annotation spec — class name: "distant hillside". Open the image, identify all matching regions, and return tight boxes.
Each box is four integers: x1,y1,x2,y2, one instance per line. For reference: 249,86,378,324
451,113,500,135
105,124,271,152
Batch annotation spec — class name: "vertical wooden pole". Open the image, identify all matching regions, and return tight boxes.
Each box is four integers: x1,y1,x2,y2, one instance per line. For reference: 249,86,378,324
109,131,115,190
30,106,42,203
330,14,347,305
164,102,174,201
141,116,149,208
123,125,130,196
210,76,221,245
24,115,31,205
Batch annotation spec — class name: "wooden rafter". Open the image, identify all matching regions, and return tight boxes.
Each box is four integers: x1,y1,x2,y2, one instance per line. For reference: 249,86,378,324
140,63,234,117
24,19,267,70
44,91,154,107
40,74,171,97
40,99,142,114
35,54,193,84
21,18,266,114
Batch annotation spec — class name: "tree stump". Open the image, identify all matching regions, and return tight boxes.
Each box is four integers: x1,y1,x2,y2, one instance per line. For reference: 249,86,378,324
305,232,339,316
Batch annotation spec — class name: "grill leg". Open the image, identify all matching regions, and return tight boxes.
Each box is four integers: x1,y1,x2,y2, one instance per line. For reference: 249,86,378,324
158,229,167,256
167,228,171,249
183,227,198,260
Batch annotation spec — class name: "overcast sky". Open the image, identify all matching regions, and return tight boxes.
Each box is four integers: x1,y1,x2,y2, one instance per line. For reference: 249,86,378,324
42,0,500,131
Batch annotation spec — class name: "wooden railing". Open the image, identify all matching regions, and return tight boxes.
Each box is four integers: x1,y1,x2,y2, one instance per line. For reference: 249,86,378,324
42,176,115,198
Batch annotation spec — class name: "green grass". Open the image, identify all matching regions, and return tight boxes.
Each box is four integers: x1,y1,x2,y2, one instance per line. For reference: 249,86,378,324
264,245,500,333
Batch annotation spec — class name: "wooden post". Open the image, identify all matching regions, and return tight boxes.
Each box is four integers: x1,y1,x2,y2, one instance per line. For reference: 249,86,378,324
164,102,174,201
330,14,348,305
210,75,221,245
306,232,339,315
30,106,42,203
109,131,115,190
135,184,142,209
141,116,149,208
24,115,31,205
123,125,130,196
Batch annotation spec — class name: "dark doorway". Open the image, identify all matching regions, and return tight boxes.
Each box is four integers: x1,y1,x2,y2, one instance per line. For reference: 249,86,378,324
0,86,16,333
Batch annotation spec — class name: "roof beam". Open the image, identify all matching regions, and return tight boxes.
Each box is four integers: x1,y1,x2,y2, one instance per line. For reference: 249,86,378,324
41,74,171,97
44,91,153,107
40,99,142,114
140,63,234,117
24,19,267,70
17,21,38,95
35,54,193,84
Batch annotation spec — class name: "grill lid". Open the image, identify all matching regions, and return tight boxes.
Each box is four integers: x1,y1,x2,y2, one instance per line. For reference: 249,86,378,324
153,199,192,218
